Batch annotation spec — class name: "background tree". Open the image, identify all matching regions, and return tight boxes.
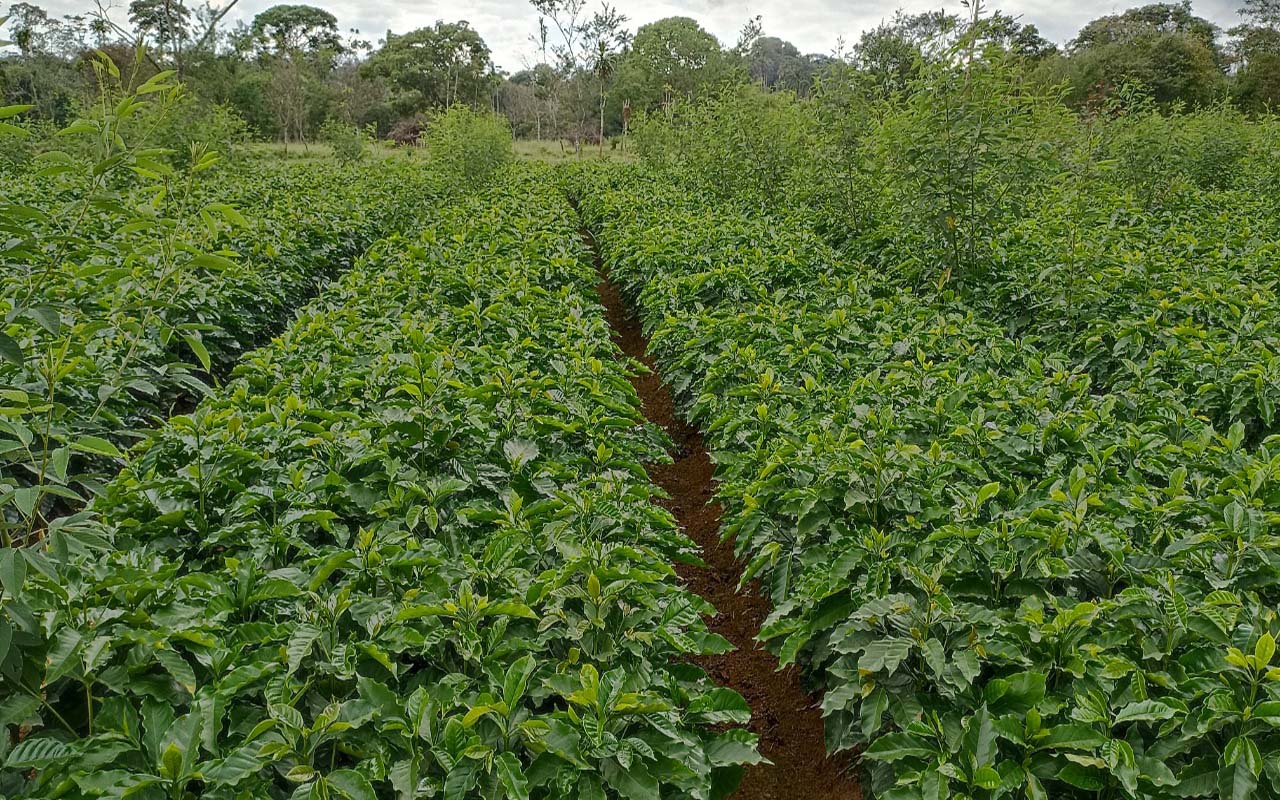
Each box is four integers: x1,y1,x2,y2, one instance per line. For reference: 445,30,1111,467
250,4,341,147
611,16,737,115
747,36,816,94
9,1,53,54
581,4,627,151
250,4,340,55
1231,0,1280,109
528,0,596,146
362,21,492,114
502,61,558,137
977,11,1057,59
1036,1,1227,108
851,11,959,95
129,0,192,75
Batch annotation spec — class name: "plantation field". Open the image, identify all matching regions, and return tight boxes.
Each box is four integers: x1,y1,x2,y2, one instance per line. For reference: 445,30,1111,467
7,55,1280,800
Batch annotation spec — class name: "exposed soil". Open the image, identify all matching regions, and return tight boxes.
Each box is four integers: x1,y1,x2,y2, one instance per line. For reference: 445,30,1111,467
582,227,862,800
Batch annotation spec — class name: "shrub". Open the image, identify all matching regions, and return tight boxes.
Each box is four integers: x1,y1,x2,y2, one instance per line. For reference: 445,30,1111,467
320,117,370,162
632,84,818,208
422,105,513,191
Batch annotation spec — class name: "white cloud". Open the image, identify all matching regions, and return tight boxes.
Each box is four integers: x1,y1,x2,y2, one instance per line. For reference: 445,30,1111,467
12,0,1252,72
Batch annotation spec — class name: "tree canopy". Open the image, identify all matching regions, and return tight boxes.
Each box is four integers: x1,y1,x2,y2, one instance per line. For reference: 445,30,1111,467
250,4,342,55
610,17,738,111
362,21,493,112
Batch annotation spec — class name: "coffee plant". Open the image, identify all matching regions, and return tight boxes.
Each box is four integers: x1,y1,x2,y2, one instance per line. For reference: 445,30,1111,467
571,165,1280,800
0,169,756,798
0,58,442,548
9,36,1280,800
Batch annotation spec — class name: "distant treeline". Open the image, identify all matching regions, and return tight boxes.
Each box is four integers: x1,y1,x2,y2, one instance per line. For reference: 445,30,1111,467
2,0,1278,146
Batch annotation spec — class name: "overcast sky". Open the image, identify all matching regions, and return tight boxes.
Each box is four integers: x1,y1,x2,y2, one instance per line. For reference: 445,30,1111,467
12,0,1249,72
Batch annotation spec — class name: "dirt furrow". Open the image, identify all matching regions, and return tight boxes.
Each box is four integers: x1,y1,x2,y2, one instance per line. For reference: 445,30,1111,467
583,229,861,800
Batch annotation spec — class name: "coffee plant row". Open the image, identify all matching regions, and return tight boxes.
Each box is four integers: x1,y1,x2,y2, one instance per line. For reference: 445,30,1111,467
1,78,442,546
0,168,757,799
984,181,1280,443
570,164,1280,800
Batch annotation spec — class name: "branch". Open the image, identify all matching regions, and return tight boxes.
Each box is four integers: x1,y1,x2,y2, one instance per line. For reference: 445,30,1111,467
92,0,166,74
193,0,239,52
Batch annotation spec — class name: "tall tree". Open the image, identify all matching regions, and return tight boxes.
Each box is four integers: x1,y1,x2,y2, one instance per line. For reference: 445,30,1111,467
250,5,342,147
747,36,816,94
8,2,53,54
581,4,627,152
1044,1,1227,107
362,21,493,112
852,10,959,94
1072,1,1221,59
1231,0,1280,108
612,16,736,112
250,4,341,56
129,0,193,76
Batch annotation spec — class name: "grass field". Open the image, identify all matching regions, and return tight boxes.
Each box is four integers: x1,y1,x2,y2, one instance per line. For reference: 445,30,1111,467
513,138,637,162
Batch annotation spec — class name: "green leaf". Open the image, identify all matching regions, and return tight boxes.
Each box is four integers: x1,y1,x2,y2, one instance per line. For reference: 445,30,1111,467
202,746,264,784
44,627,83,684
308,551,355,591
1113,699,1179,725
328,769,377,800
443,763,477,800
1224,501,1246,533
985,671,1046,714
1250,700,1280,725
181,332,212,372
190,252,238,271
71,435,124,459
0,548,26,597
921,638,945,677
136,70,176,94
160,742,185,780
953,648,981,685
5,737,71,768
480,601,537,619
859,638,912,673
704,729,763,766
603,757,659,800
863,732,935,762
0,104,34,120
577,774,607,800
1225,736,1263,776
503,654,536,709
287,624,322,675
27,305,61,335
967,705,997,769
503,438,540,468
688,688,752,724
860,687,888,739
155,648,197,694
972,765,1001,790
494,752,529,800
1102,739,1138,795
1038,724,1105,751
269,703,304,732
1255,633,1276,667
921,768,950,800
1218,757,1259,800
1056,762,1105,791
0,333,23,367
